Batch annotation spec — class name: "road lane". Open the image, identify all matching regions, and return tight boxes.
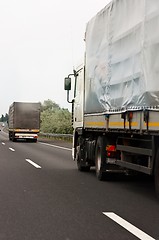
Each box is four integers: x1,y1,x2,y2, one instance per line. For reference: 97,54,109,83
0,131,159,239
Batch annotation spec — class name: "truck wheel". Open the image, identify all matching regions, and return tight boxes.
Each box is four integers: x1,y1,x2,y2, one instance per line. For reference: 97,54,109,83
95,136,107,180
12,133,16,142
76,139,90,172
155,149,159,199
9,132,12,141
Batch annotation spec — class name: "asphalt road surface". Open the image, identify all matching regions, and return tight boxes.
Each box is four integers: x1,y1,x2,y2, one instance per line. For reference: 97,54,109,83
0,127,159,240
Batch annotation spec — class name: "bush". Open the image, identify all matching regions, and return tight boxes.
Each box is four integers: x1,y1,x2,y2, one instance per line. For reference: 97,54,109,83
40,100,72,134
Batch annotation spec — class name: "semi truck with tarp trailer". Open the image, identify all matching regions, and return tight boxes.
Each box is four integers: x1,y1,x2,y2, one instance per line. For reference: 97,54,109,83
8,102,40,142
64,0,159,198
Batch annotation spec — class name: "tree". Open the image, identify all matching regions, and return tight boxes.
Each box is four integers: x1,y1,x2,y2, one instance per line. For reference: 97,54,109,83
40,100,72,134
41,99,60,112
4,113,9,122
0,113,9,122
1,114,4,122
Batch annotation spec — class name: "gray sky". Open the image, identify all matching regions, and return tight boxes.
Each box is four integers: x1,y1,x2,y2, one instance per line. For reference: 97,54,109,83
0,0,110,115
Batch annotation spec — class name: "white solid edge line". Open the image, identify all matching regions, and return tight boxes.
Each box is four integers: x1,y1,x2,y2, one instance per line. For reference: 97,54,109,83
25,159,41,169
9,147,15,152
39,142,71,151
103,212,155,240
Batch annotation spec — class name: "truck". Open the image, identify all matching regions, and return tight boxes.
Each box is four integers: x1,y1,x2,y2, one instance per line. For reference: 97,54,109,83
8,102,40,142
64,0,159,198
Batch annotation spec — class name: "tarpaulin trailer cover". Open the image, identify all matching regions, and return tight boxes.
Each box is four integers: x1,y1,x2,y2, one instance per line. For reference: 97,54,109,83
9,102,40,129
85,0,159,114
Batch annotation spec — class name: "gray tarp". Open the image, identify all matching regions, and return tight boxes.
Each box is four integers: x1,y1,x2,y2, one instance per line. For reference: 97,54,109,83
85,0,159,113
9,102,40,129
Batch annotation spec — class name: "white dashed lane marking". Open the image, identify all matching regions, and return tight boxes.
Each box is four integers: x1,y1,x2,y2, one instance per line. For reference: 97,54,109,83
103,212,155,240
9,148,15,152
25,159,41,169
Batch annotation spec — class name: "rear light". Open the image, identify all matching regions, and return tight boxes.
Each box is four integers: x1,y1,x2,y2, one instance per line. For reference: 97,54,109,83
106,145,116,152
106,145,116,157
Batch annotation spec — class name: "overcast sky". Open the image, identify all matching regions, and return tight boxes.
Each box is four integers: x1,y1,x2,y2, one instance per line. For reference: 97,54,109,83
0,0,111,115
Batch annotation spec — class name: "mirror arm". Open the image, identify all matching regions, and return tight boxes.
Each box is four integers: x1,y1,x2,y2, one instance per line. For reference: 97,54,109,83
68,70,77,78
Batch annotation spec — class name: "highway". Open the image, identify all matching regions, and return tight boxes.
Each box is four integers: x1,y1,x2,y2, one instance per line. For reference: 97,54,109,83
0,127,159,240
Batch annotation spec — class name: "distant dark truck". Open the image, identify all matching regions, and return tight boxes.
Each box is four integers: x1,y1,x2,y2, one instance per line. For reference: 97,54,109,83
8,102,41,142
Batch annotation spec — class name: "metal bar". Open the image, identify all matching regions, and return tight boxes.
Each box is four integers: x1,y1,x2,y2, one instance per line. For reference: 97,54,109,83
39,132,73,139
117,144,152,156
115,160,152,175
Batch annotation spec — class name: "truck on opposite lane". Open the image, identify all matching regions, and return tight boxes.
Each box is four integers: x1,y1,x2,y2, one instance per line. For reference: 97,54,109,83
8,102,41,142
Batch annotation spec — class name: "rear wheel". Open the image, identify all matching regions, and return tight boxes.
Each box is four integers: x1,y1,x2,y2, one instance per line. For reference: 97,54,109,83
12,133,16,142
9,131,16,141
95,136,107,180
9,132,12,141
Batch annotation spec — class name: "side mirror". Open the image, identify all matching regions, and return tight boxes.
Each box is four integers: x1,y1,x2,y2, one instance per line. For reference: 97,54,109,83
64,77,71,91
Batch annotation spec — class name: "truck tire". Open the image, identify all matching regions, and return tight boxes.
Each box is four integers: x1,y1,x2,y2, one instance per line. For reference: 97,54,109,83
9,132,12,141
155,149,159,199
12,133,16,142
95,136,107,180
76,139,90,172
